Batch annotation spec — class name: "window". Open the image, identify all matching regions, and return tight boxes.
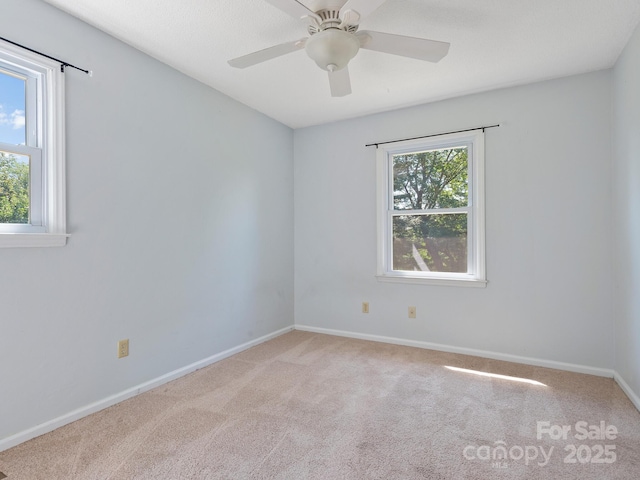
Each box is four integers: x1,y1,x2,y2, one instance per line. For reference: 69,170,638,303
0,40,66,247
376,130,486,286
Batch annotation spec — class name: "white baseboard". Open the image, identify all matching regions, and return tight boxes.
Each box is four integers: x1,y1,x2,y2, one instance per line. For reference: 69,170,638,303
613,372,640,412
294,325,615,378
4,324,636,453
0,325,294,453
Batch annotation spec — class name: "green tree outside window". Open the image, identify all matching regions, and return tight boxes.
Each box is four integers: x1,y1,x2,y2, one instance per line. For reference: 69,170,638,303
0,151,29,224
392,147,468,272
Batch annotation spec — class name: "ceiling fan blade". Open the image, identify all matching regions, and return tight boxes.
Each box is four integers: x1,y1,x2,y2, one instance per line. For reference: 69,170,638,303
263,0,316,19
340,0,387,25
228,38,307,69
357,30,450,62
328,66,352,97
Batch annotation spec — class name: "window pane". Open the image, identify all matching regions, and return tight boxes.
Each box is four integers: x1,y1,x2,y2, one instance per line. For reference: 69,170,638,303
393,214,467,273
392,147,468,210
0,70,26,145
0,150,29,224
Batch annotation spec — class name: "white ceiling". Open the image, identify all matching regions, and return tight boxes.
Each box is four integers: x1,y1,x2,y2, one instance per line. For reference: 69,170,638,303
42,0,640,129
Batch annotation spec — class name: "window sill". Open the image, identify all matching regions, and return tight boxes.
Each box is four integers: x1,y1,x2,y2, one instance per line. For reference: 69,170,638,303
376,274,487,288
0,233,69,248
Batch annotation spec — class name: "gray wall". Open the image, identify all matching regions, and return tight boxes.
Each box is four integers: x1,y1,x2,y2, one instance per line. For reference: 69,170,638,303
613,22,640,399
294,71,613,370
0,0,294,441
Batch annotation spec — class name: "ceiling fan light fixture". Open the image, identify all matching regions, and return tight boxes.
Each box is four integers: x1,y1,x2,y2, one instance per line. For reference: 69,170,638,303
304,29,360,71
228,0,451,97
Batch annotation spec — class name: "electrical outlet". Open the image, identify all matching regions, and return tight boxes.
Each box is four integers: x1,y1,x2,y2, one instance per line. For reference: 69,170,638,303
408,306,416,319
362,302,369,313
117,339,129,358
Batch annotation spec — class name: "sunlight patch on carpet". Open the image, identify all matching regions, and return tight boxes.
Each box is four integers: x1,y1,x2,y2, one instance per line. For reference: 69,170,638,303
445,366,547,386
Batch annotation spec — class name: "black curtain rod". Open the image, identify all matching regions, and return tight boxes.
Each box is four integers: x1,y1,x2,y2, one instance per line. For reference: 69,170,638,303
0,36,90,74
365,124,500,148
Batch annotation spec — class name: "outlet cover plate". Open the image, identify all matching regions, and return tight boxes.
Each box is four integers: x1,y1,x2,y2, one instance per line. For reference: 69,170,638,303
118,339,129,358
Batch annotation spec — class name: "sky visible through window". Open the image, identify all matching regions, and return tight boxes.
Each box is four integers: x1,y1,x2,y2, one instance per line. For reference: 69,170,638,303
0,70,26,146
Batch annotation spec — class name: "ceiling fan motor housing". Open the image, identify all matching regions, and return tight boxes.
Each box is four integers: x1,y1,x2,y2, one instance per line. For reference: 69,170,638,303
305,28,360,71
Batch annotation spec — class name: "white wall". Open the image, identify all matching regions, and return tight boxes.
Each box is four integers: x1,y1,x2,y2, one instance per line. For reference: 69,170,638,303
295,71,613,370
0,0,294,442
613,23,640,400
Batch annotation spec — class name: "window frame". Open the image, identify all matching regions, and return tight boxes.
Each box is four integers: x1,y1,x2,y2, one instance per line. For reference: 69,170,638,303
0,39,67,247
375,130,486,287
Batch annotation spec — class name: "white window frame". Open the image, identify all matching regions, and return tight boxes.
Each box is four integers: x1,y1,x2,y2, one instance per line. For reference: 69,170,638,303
0,39,67,247
376,130,486,287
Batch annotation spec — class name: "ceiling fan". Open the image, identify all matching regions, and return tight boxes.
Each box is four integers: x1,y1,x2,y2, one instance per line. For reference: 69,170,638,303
228,0,450,97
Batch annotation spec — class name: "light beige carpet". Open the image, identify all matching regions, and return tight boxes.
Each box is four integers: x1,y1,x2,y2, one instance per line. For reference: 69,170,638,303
1,331,639,479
